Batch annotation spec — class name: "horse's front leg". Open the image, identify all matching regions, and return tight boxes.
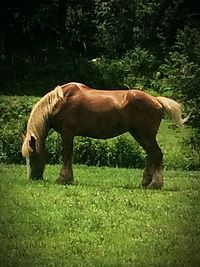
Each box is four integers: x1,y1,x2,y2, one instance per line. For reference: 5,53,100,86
56,134,74,185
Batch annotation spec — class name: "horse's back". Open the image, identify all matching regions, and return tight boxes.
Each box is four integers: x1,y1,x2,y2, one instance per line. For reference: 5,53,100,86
50,83,164,139
58,83,163,118
61,83,161,106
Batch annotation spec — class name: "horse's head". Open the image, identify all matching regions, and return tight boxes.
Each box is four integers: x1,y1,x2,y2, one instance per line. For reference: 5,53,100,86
21,133,48,180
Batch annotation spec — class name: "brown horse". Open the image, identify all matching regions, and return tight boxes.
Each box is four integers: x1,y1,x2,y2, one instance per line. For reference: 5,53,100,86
22,82,185,189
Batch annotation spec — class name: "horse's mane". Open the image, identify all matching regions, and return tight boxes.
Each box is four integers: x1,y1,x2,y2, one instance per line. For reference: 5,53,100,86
22,86,63,156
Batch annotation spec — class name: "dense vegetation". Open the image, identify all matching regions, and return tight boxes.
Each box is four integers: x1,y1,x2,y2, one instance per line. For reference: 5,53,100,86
0,0,199,166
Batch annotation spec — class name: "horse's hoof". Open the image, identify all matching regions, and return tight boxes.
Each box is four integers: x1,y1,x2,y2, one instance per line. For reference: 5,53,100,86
141,181,151,187
146,181,163,190
56,178,74,185
29,176,43,181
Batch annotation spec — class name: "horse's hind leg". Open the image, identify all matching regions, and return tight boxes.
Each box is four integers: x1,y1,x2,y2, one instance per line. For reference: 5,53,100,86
146,141,163,189
129,130,163,189
56,132,74,185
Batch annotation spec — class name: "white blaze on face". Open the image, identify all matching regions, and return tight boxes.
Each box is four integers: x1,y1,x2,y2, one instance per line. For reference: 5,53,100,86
26,157,31,177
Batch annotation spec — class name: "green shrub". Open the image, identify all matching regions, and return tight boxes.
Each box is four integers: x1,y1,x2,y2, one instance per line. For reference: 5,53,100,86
46,132,62,164
90,58,126,88
90,48,157,90
110,136,145,168
152,51,197,98
0,126,22,163
0,96,36,163
151,26,200,170
122,47,156,88
73,136,145,168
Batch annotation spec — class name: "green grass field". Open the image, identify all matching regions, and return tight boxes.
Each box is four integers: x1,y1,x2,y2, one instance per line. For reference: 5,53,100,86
0,164,200,267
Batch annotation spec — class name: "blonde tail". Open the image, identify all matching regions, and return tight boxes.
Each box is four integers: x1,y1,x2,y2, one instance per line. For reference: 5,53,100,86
157,96,188,126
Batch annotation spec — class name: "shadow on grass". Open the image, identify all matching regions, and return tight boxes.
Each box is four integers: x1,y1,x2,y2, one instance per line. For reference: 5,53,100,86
36,177,181,193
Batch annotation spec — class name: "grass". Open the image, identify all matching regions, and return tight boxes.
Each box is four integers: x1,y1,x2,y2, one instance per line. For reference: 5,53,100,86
156,121,192,169
0,164,200,267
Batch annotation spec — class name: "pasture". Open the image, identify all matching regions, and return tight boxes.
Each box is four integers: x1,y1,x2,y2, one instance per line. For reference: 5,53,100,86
0,164,200,267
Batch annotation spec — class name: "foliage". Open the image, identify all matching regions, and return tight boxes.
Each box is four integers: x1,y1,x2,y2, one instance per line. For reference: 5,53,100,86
1,164,200,266
90,47,157,89
0,52,107,95
121,47,157,88
153,51,197,97
152,26,200,157
0,96,35,163
73,136,145,168
1,0,200,65
174,26,200,131
90,57,126,88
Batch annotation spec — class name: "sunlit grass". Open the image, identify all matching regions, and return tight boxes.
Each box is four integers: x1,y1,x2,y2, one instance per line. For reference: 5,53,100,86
0,164,200,267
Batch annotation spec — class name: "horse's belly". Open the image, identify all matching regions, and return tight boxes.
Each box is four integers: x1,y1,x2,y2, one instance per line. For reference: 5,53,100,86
79,129,128,139
77,116,130,139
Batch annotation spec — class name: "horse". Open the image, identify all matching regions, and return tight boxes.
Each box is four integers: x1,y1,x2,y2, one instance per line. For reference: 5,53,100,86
22,82,186,189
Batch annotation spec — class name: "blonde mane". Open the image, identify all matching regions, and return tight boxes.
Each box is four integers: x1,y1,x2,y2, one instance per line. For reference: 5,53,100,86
22,86,63,156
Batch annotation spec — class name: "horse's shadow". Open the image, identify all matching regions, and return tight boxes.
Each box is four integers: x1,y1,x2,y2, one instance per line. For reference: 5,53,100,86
25,170,180,192
40,177,181,192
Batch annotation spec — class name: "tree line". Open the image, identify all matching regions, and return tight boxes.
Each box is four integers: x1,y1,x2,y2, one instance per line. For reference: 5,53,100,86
0,0,200,157
1,0,199,59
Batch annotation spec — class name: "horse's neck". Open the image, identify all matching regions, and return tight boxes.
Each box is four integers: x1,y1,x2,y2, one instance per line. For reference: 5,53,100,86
27,88,61,150
37,123,49,148
27,112,49,151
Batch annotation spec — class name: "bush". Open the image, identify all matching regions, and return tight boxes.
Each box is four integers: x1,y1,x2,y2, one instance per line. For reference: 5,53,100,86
90,58,126,89
151,26,200,169
121,47,156,88
73,136,145,168
0,96,36,163
152,51,198,98
90,48,157,90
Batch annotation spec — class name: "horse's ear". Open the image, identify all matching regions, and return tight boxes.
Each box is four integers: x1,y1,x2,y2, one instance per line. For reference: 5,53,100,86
29,135,36,151
21,132,26,141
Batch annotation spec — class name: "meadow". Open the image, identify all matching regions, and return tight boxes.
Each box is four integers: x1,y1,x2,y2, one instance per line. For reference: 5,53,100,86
1,94,200,266
0,164,200,267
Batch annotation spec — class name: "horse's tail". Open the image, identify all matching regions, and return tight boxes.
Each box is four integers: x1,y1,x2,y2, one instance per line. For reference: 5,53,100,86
156,96,188,126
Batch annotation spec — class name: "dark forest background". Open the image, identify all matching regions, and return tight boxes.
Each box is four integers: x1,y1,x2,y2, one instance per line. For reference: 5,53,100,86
0,0,200,156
